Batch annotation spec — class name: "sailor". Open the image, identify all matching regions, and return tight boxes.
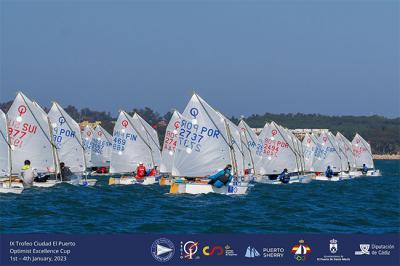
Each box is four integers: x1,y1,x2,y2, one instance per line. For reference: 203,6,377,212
278,168,290,184
136,162,147,179
362,164,368,175
19,160,38,187
58,162,74,181
325,166,334,178
148,166,158,176
208,164,233,188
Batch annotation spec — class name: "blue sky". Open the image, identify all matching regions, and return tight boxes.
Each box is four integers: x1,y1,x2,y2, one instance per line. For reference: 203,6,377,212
1,1,399,118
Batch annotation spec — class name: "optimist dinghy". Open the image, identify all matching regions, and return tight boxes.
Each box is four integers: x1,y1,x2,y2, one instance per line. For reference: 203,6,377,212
238,119,262,178
109,111,162,185
48,102,97,186
256,122,312,184
0,110,24,194
6,92,60,188
90,125,112,176
169,93,250,195
159,110,182,186
352,133,381,177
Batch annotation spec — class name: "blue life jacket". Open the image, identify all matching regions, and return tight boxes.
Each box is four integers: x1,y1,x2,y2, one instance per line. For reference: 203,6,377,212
325,168,334,178
362,165,368,174
278,171,290,183
208,169,232,187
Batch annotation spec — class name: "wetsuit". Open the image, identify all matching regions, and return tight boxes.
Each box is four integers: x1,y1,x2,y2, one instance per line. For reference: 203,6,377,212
278,171,290,184
208,169,233,188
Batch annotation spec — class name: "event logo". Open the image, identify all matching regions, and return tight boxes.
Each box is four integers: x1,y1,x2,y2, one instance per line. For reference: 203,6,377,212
355,244,370,255
18,105,27,117
202,246,224,256
329,239,338,254
181,241,199,260
245,246,260,258
150,238,175,262
291,240,311,261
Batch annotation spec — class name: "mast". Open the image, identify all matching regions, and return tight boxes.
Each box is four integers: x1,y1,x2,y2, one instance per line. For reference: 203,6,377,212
224,119,238,175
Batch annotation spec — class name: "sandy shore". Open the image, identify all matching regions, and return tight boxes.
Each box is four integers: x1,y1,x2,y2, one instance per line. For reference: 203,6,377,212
373,154,400,160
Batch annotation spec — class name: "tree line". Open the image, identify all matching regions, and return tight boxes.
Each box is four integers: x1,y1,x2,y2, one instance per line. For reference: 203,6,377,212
1,101,399,154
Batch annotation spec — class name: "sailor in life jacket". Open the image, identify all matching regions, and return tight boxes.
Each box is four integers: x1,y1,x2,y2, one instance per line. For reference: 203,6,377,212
325,166,334,178
207,164,233,188
278,168,290,183
58,162,74,181
148,166,158,177
362,164,368,174
19,160,38,187
136,162,147,179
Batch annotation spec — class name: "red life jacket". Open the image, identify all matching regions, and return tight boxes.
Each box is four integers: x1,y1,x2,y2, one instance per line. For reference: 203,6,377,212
136,165,146,178
149,168,158,176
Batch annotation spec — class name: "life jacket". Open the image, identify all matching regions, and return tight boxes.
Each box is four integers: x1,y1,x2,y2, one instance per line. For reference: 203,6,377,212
136,165,146,178
217,170,231,185
148,168,158,176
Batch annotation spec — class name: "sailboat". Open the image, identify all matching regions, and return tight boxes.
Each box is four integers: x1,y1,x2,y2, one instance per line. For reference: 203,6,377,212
82,125,94,170
302,132,318,172
90,125,112,175
7,92,59,188
238,119,262,176
159,110,181,186
169,93,249,195
257,121,312,184
352,133,381,176
108,111,162,185
48,102,97,186
312,131,349,181
0,110,24,194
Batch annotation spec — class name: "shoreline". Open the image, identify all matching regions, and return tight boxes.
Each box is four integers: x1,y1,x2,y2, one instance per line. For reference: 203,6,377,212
373,154,400,160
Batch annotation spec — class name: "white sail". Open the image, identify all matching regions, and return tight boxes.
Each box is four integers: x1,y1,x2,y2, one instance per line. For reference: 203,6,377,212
334,132,352,172
336,132,356,169
48,102,85,173
302,133,318,172
0,110,11,177
258,121,299,175
172,94,232,177
110,111,160,174
284,126,305,172
82,125,94,168
7,92,55,174
238,120,262,174
352,133,374,169
91,125,112,167
160,111,181,173
313,131,342,172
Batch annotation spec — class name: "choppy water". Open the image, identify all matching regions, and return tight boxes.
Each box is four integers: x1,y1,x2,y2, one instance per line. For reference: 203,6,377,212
1,160,399,234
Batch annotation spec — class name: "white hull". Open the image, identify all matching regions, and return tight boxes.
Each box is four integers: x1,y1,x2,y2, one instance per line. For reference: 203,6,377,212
65,178,97,186
109,176,158,185
33,179,58,188
170,182,249,195
0,181,24,194
351,169,381,177
255,174,313,184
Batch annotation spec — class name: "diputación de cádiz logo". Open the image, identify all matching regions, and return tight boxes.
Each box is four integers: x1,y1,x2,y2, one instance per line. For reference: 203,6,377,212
291,240,311,261
150,238,175,262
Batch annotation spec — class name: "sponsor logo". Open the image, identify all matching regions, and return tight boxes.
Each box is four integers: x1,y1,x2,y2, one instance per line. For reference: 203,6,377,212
262,247,285,258
354,244,395,256
224,245,238,257
202,246,224,256
150,238,175,263
291,240,311,261
316,239,350,262
245,246,260,258
180,241,200,260
329,239,338,254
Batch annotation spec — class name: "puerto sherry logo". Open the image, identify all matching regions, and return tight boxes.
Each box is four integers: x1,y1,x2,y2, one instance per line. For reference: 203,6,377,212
245,246,260,258
150,238,175,263
180,241,200,260
262,247,285,258
291,240,311,261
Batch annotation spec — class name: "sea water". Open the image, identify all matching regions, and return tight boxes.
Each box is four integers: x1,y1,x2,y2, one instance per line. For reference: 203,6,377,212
0,160,399,233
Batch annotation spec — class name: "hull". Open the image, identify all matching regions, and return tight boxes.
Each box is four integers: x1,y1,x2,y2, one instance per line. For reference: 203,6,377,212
33,179,58,188
159,176,172,186
169,181,249,195
350,169,381,177
0,181,24,194
256,174,313,184
66,178,97,187
314,172,353,181
109,176,158,185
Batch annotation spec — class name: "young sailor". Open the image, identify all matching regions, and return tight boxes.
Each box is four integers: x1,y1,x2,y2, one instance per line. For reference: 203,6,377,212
207,164,233,188
148,166,158,177
362,163,368,175
325,166,334,178
136,162,147,179
58,162,74,181
20,160,38,187
278,168,290,184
